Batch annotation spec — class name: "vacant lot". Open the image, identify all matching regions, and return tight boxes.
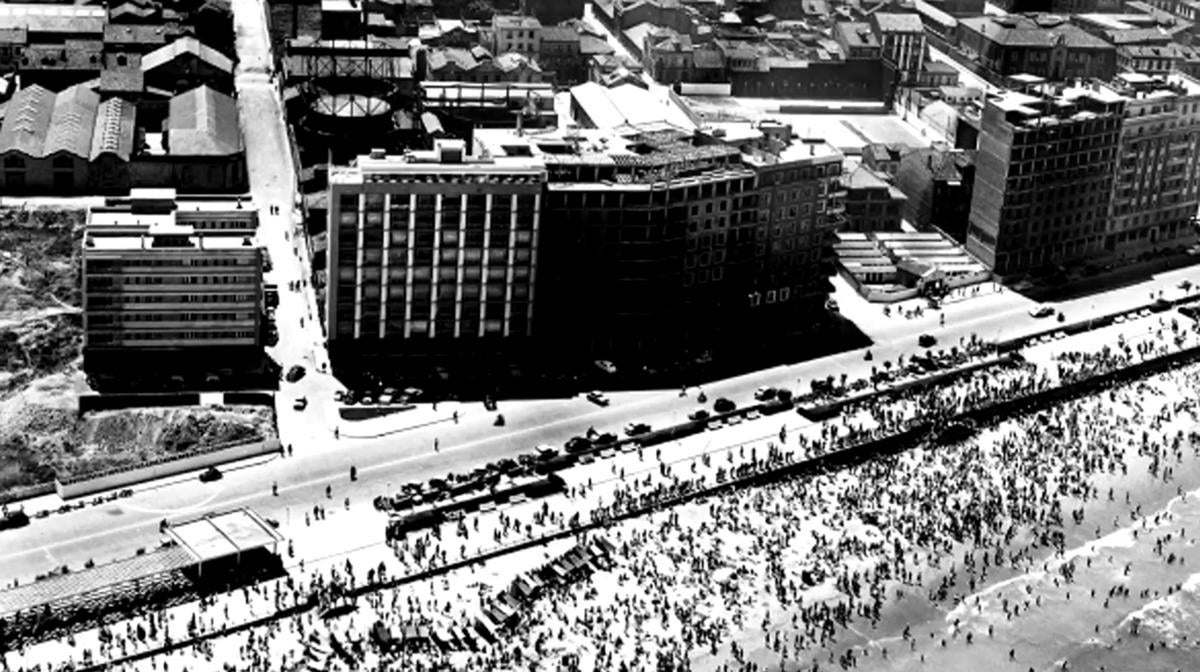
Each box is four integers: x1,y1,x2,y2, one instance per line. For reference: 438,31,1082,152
0,399,278,494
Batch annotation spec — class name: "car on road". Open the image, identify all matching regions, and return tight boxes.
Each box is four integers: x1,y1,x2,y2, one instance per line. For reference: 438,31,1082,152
918,334,937,348
565,436,592,454
284,365,306,383
826,299,839,313
483,395,498,411
293,396,308,411
754,386,776,401
623,422,651,436
688,409,710,422
334,390,347,402
1029,304,1055,318
586,390,610,406
594,360,617,374
746,409,762,420
713,397,737,414
706,420,723,431
199,467,222,483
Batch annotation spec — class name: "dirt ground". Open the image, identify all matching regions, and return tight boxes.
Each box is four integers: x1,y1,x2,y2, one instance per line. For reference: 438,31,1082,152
0,207,278,498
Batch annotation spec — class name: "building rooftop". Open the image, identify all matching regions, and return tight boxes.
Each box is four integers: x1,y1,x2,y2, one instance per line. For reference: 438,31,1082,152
541,25,579,43
834,22,881,48
493,14,542,30
0,4,105,36
845,163,891,190
166,85,243,156
167,509,283,563
570,81,697,130
872,12,924,33
959,14,1114,49
142,36,234,75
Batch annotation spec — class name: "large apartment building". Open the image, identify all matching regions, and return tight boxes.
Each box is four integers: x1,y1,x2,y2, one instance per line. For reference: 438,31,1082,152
1105,73,1200,257
326,140,546,365
82,189,262,376
966,84,1124,276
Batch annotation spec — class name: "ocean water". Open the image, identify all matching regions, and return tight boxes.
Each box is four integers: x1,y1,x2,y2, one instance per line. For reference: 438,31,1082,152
834,376,1200,672
692,370,1200,672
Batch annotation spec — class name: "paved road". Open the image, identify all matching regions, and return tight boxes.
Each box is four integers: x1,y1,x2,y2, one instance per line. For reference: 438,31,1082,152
4,0,1200,588
3,264,1198,585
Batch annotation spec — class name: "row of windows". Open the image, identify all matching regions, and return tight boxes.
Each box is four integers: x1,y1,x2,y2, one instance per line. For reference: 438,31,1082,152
86,258,256,269
85,293,257,305
88,330,257,344
337,318,522,338
87,275,257,287
88,312,257,324
340,281,530,301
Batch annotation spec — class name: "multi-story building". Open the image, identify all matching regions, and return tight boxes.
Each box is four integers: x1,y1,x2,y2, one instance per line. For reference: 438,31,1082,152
957,15,1118,83
475,125,760,361
966,84,1124,276
895,144,976,242
82,189,262,376
491,14,542,56
1104,72,1200,257
325,140,546,367
539,24,584,84
739,131,846,323
833,22,883,60
843,165,908,232
870,11,926,85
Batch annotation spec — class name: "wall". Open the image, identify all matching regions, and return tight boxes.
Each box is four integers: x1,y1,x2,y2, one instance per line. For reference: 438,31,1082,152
55,437,282,499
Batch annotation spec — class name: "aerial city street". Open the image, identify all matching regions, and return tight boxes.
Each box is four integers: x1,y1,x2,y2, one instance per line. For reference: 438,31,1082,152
2,0,1200,670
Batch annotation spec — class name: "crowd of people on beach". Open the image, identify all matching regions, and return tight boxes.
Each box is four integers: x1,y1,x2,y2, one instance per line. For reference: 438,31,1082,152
6,311,1200,672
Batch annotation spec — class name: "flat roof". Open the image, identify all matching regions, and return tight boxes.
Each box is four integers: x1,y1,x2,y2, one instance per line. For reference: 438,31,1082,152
168,508,282,563
0,546,195,618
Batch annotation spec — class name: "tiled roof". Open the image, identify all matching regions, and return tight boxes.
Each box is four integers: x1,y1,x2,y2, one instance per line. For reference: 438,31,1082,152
845,164,890,190
494,52,540,72
167,85,242,156
580,35,614,55
43,85,101,158
493,14,541,30
427,47,484,72
1105,27,1174,45
90,97,136,161
0,85,56,157
541,25,578,42
99,67,144,93
103,23,181,46
141,36,234,75
959,15,1113,49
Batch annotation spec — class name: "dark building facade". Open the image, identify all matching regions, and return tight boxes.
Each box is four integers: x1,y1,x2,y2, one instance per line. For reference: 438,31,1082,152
895,145,977,242
966,85,1123,276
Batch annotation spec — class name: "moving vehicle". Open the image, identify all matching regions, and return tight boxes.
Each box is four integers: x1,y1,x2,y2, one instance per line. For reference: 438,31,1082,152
1029,305,1055,319
594,360,617,374
688,409,710,422
586,391,610,406
754,386,777,401
293,396,308,411
918,334,937,348
199,467,222,483
284,365,306,383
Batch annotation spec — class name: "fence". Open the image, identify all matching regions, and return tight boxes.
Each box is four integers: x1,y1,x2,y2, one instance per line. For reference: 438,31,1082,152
78,393,201,415
55,438,282,499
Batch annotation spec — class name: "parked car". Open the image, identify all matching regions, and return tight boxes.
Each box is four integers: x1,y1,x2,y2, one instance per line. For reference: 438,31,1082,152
754,386,776,401
688,409,710,422
565,436,592,454
713,397,737,413
1029,304,1055,318
284,365,306,383
594,360,617,374
624,422,651,436
199,467,222,483
918,334,937,348
293,396,308,411
586,391,610,406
